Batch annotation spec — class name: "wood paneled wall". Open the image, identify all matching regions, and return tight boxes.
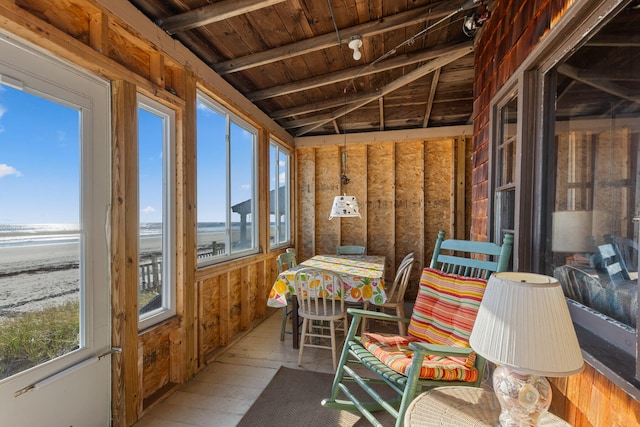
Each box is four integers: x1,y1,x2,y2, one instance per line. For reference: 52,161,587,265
295,137,471,300
0,1,289,425
473,0,640,425
549,364,640,427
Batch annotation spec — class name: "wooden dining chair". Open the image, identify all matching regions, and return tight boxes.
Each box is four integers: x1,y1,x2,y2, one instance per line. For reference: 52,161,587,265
294,267,348,370
361,252,415,335
322,231,513,427
336,245,366,255
277,248,297,341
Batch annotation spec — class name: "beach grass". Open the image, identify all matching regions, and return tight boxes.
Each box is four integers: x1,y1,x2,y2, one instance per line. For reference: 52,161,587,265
0,302,79,379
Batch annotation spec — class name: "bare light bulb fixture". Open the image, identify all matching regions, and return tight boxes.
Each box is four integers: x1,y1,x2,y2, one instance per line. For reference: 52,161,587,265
348,35,363,61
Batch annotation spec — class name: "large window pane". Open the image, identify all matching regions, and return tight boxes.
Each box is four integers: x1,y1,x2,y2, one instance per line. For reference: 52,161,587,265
546,6,639,334
196,99,227,260
0,84,81,379
269,141,290,247
230,121,255,252
138,96,175,328
494,94,518,247
197,93,258,265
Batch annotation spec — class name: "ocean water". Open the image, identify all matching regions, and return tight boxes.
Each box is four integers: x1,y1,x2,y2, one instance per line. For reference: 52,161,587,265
0,222,231,248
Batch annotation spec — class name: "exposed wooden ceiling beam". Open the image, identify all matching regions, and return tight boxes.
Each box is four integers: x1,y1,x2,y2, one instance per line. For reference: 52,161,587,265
276,94,373,122
159,0,287,34
571,69,640,81
295,124,474,147
423,68,441,127
272,47,473,120
275,91,473,123
558,64,640,104
294,47,472,136
586,34,640,47
247,42,472,101
379,98,385,131
212,0,467,75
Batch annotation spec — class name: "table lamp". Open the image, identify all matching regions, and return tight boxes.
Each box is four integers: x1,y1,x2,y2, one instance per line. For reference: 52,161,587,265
469,272,584,426
551,210,593,253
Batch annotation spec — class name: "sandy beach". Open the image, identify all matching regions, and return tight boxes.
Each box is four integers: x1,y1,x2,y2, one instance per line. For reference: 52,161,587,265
0,242,80,319
0,232,227,320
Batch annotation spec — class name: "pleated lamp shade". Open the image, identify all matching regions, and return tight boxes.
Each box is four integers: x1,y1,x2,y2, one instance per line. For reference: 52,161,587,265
469,272,584,377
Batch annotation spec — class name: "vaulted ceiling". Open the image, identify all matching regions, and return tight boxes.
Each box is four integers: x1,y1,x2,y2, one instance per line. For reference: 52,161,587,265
128,0,487,137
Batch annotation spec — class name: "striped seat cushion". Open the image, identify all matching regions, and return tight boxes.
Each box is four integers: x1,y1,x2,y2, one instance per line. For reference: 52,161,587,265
360,268,487,380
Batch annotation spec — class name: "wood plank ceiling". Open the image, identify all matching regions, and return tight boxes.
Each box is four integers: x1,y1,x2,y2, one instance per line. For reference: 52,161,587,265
128,0,488,137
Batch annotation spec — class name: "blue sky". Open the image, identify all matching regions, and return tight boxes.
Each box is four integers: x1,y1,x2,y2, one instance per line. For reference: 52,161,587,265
0,83,255,225
196,100,255,223
0,84,80,224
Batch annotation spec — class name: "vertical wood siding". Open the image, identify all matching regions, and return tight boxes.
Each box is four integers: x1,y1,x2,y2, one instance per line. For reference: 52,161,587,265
296,138,469,300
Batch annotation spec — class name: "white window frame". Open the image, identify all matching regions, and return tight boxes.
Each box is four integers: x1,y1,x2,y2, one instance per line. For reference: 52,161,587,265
489,87,519,260
0,30,110,383
196,91,259,266
137,94,176,330
269,139,291,249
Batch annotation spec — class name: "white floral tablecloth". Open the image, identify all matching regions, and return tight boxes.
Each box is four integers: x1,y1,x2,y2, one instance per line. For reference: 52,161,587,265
267,254,387,307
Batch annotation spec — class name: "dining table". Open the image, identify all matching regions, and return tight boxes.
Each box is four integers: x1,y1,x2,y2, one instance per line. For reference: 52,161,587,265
268,254,387,348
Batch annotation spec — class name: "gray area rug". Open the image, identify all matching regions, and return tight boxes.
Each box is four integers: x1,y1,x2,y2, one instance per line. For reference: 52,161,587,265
236,366,397,427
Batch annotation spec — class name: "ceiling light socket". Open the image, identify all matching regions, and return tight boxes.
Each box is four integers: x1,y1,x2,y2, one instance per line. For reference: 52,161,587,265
348,35,363,61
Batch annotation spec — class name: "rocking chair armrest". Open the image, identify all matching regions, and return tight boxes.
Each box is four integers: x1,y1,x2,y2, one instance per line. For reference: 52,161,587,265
347,308,411,323
408,341,475,358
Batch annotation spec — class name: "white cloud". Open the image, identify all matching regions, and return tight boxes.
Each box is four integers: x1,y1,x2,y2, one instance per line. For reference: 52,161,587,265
0,104,7,119
57,130,66,142
142,205,156,214
196,101,213,113
241,183,251,190
0,163,22,178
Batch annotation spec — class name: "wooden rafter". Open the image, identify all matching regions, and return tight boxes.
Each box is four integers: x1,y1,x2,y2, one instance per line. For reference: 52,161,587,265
423,68,441,127
276,95,371,122
160,0,287,34
586,33,640,47
558,63,640,104
212,0,465,75
247,42,472,101
294,45,473,136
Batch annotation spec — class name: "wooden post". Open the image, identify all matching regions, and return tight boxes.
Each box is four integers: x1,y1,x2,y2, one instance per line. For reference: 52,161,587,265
111,79,140,427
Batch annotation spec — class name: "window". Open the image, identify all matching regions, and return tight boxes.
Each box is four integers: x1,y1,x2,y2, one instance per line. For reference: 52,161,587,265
196,92,258,265
492,92,518,252
543,1,640,353
269,140,291,248
0,36,110,381
138,95,176,329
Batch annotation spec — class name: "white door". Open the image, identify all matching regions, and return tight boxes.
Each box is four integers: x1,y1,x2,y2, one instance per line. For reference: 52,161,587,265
0,33,111,426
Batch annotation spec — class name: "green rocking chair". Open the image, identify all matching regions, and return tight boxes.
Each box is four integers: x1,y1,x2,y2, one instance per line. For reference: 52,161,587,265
321,231,513,427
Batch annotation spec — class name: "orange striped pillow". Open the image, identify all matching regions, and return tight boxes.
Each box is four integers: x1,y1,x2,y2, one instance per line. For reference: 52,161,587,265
407,267,487,352
360,332,479,381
